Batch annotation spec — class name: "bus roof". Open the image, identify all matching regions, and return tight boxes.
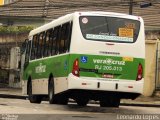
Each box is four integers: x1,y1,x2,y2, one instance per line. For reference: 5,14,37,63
29,11,141,38
29,13,73,37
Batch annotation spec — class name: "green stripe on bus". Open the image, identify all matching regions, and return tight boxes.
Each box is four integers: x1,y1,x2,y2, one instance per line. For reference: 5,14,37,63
23,54,144,81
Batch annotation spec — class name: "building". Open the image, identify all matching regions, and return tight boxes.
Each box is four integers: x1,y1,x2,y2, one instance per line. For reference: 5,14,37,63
0,0,17,6
0,0,159,30
0,0,159,39
0,0,3,6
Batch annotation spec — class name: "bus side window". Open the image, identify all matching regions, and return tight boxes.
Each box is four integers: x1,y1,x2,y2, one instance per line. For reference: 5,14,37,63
42,31,47,57
51,28,56,55
37,32,45,59
48,29,53,56
30,35,37,60
41,32,46,58
51,26,60,55
50,28,55,56
56,26,61,54
25,40,31,64
59,24,66,53
65,21,72,52
35,34,39,59
58,21,72,54
44,29,51,57
36,34,40,59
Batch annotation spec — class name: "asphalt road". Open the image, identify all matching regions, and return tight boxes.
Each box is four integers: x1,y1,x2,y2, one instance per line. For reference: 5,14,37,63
0,98,160,120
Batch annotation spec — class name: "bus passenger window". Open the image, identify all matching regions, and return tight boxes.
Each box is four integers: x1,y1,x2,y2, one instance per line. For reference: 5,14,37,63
51,28,56,55
59,24,66,53
57,26,61,54
42,31,47,57
37,32,45,59
25,41,31,63
41,32,46,58
44,29,51,57
59,22,72,54
52,26,60,55
65,22,72,52
30,35,37,60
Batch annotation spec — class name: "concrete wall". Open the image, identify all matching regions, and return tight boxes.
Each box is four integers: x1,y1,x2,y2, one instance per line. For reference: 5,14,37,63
156,41,160,89
0,33,27,84
9,47,21,88
0,33,27,43
143,40,157,96
146,31,160,40
0,34,27,69
9,70,21,88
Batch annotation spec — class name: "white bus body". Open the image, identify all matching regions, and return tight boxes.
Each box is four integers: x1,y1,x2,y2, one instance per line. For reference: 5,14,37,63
22,12,145,107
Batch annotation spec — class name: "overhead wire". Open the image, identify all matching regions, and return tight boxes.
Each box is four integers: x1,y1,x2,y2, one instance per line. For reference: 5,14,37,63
0,0,159,25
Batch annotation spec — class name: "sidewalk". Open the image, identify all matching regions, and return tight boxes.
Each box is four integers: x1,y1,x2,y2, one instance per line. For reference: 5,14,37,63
0,83,26,99
0,87,26,99
0,85,160,107
121,95,160,107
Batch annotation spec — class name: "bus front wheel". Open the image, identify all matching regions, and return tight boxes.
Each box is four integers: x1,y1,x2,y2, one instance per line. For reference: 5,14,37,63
28,81,42,104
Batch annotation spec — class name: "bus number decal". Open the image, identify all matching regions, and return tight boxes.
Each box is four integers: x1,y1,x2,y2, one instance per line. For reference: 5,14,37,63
95,65,122,71
103,66,122,71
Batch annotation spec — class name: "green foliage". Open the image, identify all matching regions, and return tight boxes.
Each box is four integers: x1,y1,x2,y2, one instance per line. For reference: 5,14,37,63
0,26,34,35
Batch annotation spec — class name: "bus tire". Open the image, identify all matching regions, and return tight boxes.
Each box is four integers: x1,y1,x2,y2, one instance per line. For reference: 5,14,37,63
100,97,120,107
48,78,68,105
113,98,120,107
48,78,58,104
99,99,111,107
76,98,89,106
57,94,68,105
28,81,42,104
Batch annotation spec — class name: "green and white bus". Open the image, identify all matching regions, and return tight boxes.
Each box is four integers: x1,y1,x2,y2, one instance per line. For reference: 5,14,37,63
21,12,145,107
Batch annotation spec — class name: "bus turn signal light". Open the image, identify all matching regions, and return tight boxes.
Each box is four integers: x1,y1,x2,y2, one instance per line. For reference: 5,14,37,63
72,59,80,77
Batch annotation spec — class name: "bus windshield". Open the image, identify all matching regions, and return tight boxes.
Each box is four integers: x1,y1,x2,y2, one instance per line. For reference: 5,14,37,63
79,16,140,43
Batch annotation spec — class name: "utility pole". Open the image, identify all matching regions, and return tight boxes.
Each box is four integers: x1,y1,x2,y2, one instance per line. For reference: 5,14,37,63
129,0,133,15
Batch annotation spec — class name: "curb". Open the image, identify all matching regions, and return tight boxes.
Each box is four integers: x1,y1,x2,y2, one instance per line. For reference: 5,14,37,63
0,94,27,100
120,103,160,107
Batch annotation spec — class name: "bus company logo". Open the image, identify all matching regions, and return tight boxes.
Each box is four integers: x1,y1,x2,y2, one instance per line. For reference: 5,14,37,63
93,58,125,66
35,63,46,73
106,59,112,65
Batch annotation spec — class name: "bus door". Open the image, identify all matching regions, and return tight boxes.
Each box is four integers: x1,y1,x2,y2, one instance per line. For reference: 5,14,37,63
21,39,32,94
